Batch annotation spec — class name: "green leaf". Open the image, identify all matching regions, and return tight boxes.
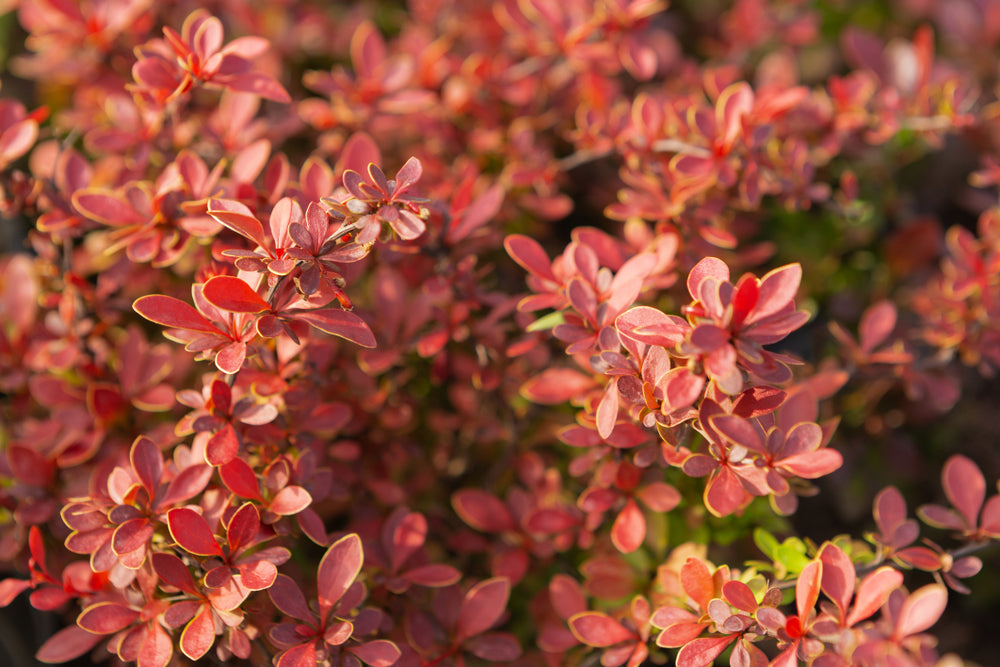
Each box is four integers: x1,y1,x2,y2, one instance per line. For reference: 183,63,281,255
753,528,779,560
526,310,565,332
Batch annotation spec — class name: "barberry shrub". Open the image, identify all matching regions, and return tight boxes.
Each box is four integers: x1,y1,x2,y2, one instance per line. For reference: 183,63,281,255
1,2,999,667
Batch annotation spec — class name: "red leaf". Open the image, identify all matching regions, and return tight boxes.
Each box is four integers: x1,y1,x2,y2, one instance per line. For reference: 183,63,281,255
276,642,317,667
77,602,140,634
0,578,30,607
35,623,105,663
569,611,634,647
203,276,270,313
847,566,903,627
676,635,737,667
159,463,214,509
167,508,222,557
452,489,514,533
893,584,947,639
387,510,426,573
704,466,746,518
138,622,173,667
456,578,510,641
112,517,154,557
347,640,402,667
796,560,823,621
133,295,217,333
504,234,557,282
207,423,240,466
611,498,645,554
722,581,758,613
680,558,715,610
550,574,587,620
317,534,363,619
520,368,595,404
225,72,291,103
215,341,246,374
180,604,215,660
208,198,267,247
293,308,376,347
72,189,144,226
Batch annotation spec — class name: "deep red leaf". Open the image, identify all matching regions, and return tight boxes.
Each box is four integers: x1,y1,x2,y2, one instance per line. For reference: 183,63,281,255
152,553,198,595
167,508,222,557
129,436,162,497
206,423,240,466
456,577,510,641
292,308,376,347
219,458,263,500
348,640,402,667
465,633,522,661
227,502,260,554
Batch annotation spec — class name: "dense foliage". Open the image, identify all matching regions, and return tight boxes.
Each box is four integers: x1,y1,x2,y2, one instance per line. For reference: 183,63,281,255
1,1,999,666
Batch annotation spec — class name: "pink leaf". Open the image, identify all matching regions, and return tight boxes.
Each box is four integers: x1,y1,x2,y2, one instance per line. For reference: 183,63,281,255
747,263,801,325
347,640,402,667
456,578,510,641
687,257,730,300
138,622,173,667
859,300,897,353
180,604,215,660
403,564,461,588
616,306,689,347
35,624,105,663
269,574,315,623
704,466,746,518
167,508,222,557
225,72,291,103
394,157,423,192
847,566,903,627
293,308,376,347
203,276,270,313
465,633,522,661
596,380,620,439
818,543,854,619
893,584,947,639
941,454,985,530
268,485,312,516
317,534,363,619
520,368,595,404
